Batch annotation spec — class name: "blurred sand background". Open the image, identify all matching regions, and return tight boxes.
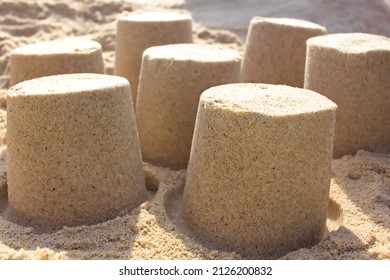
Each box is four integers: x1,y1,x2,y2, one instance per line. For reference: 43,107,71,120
0,0,389,259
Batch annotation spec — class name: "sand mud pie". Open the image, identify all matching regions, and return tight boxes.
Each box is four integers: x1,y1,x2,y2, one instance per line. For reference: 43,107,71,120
114,11,193,105
241,17,326,87
182,83,337,258
10,38,105,86
6,73,146,229
305,33,390,158
136,43,241,169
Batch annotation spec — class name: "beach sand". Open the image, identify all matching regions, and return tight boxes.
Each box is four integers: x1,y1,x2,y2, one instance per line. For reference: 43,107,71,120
0,0,389,260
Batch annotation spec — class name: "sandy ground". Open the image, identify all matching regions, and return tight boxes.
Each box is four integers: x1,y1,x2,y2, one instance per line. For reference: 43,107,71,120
0,0,389,259
186,0,390,40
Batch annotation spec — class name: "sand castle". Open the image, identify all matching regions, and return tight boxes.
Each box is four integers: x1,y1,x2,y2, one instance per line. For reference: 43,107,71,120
136,43,241,169
182,83,337,258
241,17,326,87
7,73,146,229
114,11,193,105
0,0,389,260
10,38,105,86
305,33,390,158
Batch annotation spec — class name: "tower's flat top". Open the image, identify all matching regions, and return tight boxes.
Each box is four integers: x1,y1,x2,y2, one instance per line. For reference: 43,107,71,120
307,33,390,53
118,11,191,22
11,38,102,55
144,43,241,63
252,16,326,31
201,83,337,117
8,73,128,96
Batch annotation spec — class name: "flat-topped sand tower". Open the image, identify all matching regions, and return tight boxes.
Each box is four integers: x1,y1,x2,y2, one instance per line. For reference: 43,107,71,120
114,11,193,105
241,17,326,87
305,33,390,158
7,74,146,229
10,38,105,86
182,83,337,258
136,44,241,169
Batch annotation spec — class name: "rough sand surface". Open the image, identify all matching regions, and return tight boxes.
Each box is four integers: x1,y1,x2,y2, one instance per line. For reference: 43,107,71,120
0,0,389,260
0,0,242,90
0,145,389,259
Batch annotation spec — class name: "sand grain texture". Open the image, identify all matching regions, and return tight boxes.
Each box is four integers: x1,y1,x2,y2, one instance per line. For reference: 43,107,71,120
6,74,146,229
136,44,241,169
305,33,390,158
0,0,389,260
114,11,193,104
241,17,326,87
183,84,337,259
10,38,105,86
0,147,389,259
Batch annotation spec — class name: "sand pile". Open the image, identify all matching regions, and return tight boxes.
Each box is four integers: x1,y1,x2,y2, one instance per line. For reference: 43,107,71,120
0,0,389,260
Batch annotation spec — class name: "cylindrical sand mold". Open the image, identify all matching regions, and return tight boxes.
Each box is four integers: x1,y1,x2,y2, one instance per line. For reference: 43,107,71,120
305,33,390,158
182,83,337,258
7,73,146,229
10,38,105,86
114,11,193,104
136,44,241,169
241,17,326,87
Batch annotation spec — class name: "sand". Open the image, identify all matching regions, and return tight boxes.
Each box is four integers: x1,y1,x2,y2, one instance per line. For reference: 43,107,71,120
136,44,241,169
241,17,326,87
186,0,390,41
114,11,193,104
9,38,105,86
7,74,146,229
0,0,389,260
305,33,390,158
183,84,337,259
